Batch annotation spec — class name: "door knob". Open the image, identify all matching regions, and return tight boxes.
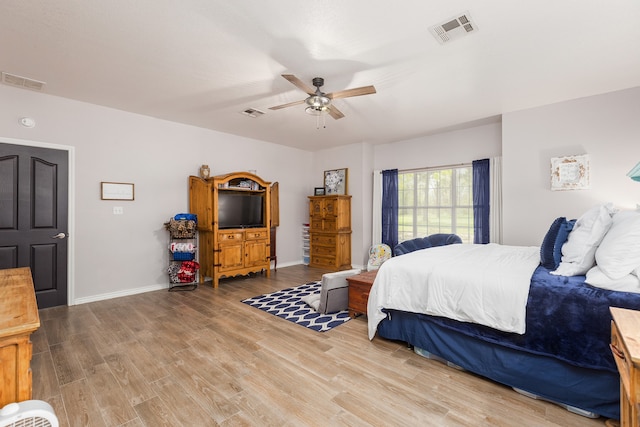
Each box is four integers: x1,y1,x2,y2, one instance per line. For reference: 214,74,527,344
51,232,67,239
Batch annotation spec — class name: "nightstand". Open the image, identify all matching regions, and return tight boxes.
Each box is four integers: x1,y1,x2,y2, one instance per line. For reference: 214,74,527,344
610,307,640,427
346,270,378,318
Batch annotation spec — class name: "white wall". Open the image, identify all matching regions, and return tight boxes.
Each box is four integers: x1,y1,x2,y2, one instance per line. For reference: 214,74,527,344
313,122,503,266
373,122,502,171
312,143,371,268
0,85,313,303
5,81,638,304
502,87,640,246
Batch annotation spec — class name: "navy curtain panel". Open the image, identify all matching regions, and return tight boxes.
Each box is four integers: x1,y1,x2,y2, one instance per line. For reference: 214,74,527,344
381,169,399,251
472,159,490,244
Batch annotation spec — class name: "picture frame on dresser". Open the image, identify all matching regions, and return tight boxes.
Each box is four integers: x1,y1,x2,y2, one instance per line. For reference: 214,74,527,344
323,168,348,195
314,187,325,196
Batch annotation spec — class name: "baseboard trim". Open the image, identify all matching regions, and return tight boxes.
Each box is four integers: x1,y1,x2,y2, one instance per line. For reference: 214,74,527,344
71,261,366,305
72,283,168,305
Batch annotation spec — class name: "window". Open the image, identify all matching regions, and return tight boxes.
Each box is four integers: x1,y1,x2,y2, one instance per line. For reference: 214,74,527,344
398,166,474,244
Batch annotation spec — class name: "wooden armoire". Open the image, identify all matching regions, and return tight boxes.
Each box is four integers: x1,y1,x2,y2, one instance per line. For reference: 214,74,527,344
189,172,272,288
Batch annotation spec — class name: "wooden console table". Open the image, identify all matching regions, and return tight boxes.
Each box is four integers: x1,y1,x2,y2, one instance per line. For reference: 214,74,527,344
0,267,40,407
610,307,640,427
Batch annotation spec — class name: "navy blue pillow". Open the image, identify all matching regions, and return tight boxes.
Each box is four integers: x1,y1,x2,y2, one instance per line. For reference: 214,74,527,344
540,217,575,269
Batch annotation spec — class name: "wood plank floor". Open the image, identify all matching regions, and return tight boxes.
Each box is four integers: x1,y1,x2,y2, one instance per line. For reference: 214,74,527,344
32,265,610,426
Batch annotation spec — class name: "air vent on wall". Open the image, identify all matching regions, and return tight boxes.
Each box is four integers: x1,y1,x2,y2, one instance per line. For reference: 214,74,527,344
1,72,46,91
429,11,478,44
241,108,265,118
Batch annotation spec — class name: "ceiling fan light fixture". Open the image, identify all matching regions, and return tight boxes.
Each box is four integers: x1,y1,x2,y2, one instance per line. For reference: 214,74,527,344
305,105,329,116
270,74,375,122
305,95,331,108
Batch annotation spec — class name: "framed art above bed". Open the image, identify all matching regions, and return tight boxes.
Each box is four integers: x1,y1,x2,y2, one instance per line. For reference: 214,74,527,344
550,154,590,191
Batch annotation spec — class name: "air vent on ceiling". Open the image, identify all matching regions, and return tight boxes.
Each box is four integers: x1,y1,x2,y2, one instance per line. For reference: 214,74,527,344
1,72,46,91
241,108,265,118
429,11,478,44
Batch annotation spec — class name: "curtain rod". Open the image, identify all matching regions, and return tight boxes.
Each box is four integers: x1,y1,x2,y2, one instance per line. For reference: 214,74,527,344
391,162,470,173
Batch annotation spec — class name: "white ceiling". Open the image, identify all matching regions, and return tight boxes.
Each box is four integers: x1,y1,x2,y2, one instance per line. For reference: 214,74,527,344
1,1,639,151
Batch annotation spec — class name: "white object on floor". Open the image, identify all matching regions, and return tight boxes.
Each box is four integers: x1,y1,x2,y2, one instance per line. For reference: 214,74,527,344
0,400,59,427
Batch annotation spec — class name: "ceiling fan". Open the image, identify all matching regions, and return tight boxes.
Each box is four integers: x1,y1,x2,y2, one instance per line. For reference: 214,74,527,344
269,74,376,120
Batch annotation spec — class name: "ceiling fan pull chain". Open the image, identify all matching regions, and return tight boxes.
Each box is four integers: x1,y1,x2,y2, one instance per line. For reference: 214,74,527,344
316,114,326,130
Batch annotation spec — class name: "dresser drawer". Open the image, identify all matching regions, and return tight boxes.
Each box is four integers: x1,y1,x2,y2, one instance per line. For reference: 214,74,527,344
310,256,335,267
310,220,323,231
218,231,243,242
245,229,267,240
322,220,337,232
311,234,336,246
312,246,335,256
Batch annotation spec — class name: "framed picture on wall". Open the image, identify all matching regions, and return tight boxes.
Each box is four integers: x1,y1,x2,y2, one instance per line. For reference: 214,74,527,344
550,155,590,191
324,168,348,195
101,182,135,200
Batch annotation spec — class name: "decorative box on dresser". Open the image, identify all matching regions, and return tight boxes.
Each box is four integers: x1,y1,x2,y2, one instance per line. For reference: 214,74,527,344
189,172,271,288
0,267,40,407
308,195,352,271
610,307,640,427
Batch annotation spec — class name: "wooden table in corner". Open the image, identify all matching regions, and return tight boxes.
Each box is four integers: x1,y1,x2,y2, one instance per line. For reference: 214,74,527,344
347,270,378,318
610,307,640,427
0,267,40,407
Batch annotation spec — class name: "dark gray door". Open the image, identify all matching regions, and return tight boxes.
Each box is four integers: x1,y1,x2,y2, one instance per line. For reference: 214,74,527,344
0,142,69,308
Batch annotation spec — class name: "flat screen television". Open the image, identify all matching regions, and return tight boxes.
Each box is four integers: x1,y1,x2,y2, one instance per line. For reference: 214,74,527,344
218,192,264,229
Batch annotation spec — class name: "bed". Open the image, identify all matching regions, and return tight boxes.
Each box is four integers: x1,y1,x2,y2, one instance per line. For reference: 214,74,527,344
367,206,640,420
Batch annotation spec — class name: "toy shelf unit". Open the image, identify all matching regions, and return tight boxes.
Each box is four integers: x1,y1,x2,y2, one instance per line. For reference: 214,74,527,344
302,223,310,265
165,214,199,291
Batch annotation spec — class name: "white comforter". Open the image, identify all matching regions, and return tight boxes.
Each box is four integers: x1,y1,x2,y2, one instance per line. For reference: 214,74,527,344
367,243,541,340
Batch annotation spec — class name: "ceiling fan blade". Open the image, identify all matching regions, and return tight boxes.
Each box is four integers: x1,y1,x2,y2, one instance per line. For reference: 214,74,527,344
282,74,316,95
328,85,376,99
328,105,345,120
269,99,305,110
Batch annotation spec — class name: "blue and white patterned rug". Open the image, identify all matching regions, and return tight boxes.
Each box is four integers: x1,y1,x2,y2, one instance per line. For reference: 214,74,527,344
241,281,351,332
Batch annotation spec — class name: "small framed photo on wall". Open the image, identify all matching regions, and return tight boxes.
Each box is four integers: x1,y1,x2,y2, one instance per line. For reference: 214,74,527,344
101,182,135,200
324,168,348,195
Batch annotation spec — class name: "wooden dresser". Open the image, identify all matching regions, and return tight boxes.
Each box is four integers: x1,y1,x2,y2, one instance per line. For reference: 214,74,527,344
308,195,352,271
0,267,40,407
610,307,640,426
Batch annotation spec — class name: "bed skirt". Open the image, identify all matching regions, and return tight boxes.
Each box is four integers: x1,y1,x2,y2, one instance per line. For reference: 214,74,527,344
377,309,619,420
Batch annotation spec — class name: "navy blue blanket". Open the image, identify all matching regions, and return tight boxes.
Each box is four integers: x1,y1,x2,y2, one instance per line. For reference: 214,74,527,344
417,266,640,372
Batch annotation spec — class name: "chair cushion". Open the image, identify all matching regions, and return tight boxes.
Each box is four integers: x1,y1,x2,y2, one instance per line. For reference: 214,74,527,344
301,293,321,311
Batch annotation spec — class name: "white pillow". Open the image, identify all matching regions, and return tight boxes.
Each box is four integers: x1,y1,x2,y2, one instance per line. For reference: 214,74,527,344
595,210,640,280
585,266,640,293
551,203,614,276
